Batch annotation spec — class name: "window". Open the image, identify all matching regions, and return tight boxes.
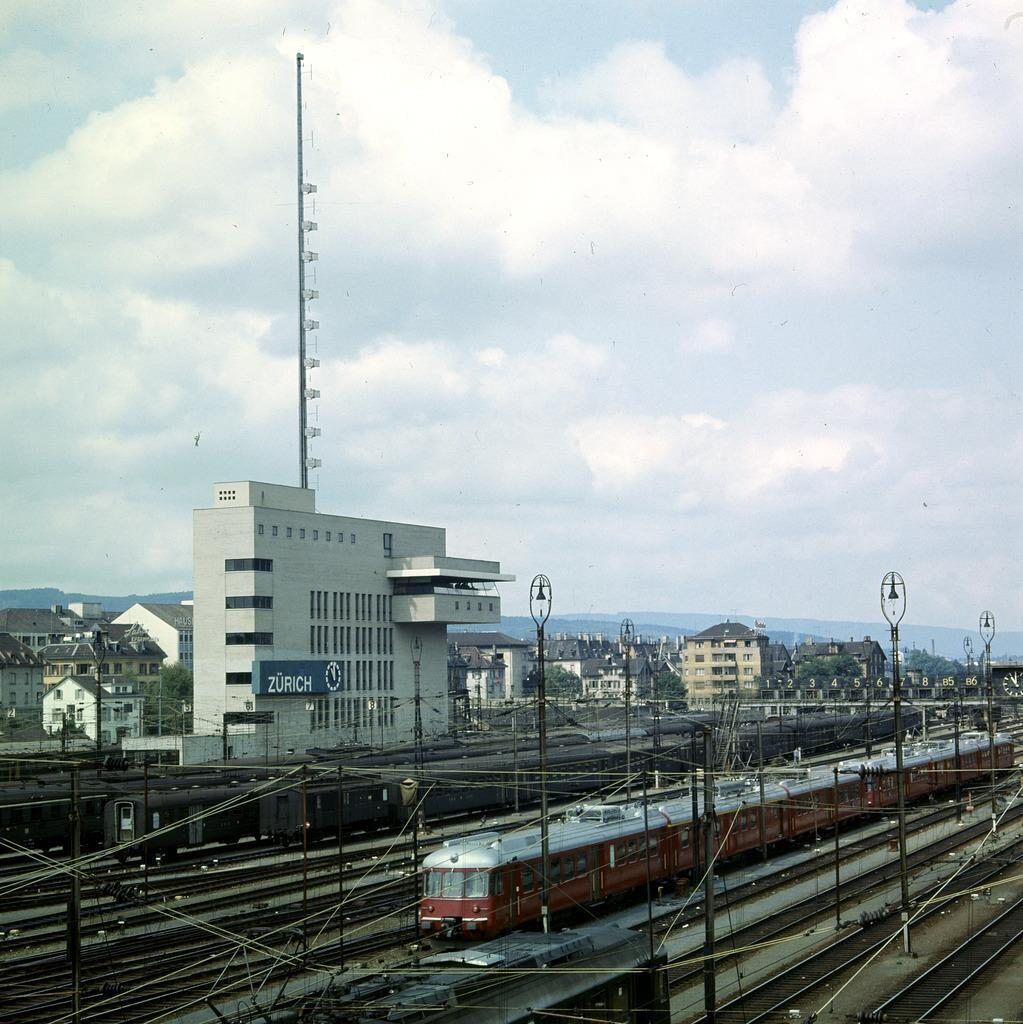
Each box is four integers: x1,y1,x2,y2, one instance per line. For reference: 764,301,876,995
350,533,356,544
325,531,331,542
424,871,464,898
257,524,264,535
313,530,319,540
226,672,252,686
299,528,306,539
383,532,393,557
287,527,293,538
225,632,273,646
225,558,273,572
272,525,278,537
226,596,273,609
464,872,488,898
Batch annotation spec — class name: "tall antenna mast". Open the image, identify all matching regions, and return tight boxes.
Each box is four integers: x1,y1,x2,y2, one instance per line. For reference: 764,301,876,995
296,52,321,488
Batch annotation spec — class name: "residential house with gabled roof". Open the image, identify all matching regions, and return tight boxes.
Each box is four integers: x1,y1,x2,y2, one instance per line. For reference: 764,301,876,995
42,674,144,744
0,608,70,651
791,637,886,685
39,634,166,691
579,653,653,701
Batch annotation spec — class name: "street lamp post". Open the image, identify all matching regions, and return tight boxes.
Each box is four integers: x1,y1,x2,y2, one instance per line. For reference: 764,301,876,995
979,611,997,833
620,618,634,801
530,574,553,935
92,627,106,754
881,571,912,955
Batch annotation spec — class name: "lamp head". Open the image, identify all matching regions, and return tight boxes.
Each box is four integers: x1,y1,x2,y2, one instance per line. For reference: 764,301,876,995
529,574,552,627
880,571,906,626
620,618,634,646
411,636,422,665
979,610,995,646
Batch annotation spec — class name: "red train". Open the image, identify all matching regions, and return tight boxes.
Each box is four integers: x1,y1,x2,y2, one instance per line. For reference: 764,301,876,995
419,731,1014,938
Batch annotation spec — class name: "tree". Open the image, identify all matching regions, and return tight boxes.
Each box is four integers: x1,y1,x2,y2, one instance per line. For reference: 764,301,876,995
543,665,582,697
904,650,962,678
795,654,862,687
652,668,686,708
141,664,193,735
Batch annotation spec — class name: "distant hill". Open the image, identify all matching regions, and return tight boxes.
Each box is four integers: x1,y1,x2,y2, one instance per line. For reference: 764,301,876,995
0,588,192,614
454,616,811,651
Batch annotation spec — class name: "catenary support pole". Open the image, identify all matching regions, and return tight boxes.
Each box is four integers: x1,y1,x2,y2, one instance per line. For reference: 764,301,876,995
703,729,717,1024
68,766,82,1024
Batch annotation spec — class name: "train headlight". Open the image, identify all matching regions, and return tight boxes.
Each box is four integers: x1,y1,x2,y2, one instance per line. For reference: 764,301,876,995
426,904,434,912
472,905,480,912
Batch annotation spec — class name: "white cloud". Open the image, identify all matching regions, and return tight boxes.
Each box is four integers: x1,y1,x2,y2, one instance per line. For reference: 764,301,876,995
684,318,734,354
0,0,1020,625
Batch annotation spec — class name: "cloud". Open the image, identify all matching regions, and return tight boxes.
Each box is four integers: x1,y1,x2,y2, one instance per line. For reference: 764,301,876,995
683,318,734,354
0,0,1019,625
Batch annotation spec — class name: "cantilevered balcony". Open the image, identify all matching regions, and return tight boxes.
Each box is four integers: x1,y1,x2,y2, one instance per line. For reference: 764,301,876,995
387,556,513,624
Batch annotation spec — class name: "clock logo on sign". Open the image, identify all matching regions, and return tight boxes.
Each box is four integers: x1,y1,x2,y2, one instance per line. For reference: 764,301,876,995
326,662,342,692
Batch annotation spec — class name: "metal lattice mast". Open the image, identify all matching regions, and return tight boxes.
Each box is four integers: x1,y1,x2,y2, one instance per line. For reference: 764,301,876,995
296,52,321,487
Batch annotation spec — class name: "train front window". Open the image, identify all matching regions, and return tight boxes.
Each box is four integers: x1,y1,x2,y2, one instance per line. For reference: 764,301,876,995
425,870,465,898
464,871,488,898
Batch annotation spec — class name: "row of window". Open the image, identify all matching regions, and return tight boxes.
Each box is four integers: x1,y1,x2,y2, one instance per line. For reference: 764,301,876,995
424,837,665,902
692,639,755,649
225,558,273,572
310,591,392,623
309,694,397,731
251,526,396,557
45,662,162,676
258,523,358,544
225,632,273,646
310,624,394,657
227,596,273,609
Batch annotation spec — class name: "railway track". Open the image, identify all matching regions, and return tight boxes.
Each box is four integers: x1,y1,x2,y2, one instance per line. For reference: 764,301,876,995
681,826,1023,1023
2,869,415,1024
860,892,1023,1023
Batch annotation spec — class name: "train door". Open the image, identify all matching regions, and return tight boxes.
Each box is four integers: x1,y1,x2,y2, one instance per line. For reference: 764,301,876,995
505,867,516,929
188,804,204,845
114,801,135,843
590,846,601,902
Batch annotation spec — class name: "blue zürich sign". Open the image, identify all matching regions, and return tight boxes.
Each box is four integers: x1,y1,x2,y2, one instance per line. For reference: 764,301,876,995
252,660,344,696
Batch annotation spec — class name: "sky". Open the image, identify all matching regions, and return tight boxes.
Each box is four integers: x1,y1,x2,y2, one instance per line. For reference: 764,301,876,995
1,0,1020,630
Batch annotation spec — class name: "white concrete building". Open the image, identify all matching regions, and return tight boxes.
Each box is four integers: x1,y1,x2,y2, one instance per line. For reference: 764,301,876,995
113,602,194,671
193,481,512,755
42,675,144,745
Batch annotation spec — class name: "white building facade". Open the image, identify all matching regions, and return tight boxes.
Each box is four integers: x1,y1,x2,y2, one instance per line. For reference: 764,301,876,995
42,675,144,745
113,602,194,671
193,481,511,754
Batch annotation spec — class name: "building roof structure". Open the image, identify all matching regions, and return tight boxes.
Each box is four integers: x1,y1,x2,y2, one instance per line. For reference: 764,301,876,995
0,633,43,667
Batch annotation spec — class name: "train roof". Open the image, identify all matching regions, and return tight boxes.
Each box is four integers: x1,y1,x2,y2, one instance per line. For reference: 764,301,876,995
837,732,1012,775
422,803,665,870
